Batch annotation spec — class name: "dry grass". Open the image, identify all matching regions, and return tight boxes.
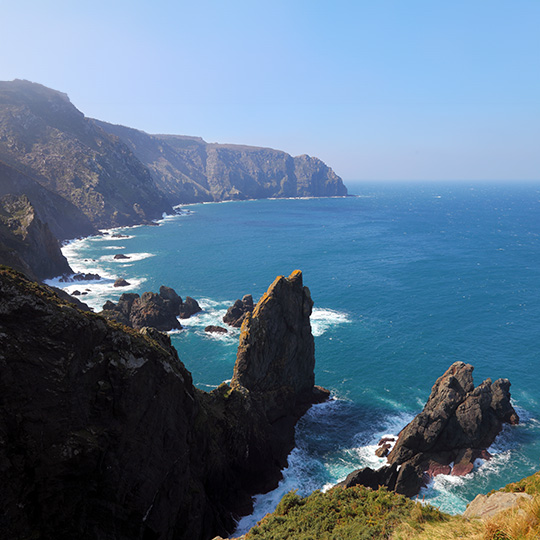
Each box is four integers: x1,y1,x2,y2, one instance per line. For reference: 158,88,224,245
392,496,540,540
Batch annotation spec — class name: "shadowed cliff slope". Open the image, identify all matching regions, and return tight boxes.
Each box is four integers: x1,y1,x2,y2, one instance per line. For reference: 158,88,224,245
0,267,325,540
0,80,172,232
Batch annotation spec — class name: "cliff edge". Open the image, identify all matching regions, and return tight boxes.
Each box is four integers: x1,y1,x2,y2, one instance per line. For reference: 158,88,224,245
0,267,325,540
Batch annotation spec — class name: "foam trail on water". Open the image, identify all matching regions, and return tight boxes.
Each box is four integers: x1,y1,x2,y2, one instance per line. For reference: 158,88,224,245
310,307,351,337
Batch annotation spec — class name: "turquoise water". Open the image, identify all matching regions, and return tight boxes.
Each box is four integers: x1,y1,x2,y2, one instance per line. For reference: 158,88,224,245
49,182,540,532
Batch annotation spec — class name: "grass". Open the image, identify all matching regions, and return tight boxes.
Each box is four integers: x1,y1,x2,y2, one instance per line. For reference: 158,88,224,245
242,470,540,540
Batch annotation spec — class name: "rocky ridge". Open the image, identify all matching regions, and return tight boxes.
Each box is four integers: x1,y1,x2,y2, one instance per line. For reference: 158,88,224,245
340,362,518,497
0,267,325,540
223,294,254,327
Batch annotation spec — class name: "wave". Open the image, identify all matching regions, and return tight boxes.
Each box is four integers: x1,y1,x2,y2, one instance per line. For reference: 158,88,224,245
311,307,351,337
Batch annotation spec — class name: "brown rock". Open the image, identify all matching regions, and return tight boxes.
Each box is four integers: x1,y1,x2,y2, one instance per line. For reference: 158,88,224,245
205,325,228,334
113,278,130,287
223,294,254,327
463,492,533,520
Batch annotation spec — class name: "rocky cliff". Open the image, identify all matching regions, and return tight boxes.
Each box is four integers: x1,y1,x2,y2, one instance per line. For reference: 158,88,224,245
0,194,72,280
94,122,348,203
0,267,325,540
340,362,518,497
0,79,172,233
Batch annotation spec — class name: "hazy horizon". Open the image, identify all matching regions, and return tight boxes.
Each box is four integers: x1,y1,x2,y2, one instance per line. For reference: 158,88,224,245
1,1,538,182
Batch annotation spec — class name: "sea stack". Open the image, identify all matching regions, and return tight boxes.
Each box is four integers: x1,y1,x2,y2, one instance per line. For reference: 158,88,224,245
340,361,518,497
231,270,329,423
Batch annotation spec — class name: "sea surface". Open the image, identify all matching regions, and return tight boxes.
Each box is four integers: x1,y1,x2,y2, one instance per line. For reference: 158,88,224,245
48,181,540,534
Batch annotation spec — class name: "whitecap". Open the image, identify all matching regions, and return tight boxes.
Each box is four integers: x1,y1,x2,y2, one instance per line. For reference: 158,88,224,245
310,307,351,337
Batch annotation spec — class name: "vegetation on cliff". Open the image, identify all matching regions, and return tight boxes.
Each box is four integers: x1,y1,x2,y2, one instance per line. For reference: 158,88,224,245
240,469,540,540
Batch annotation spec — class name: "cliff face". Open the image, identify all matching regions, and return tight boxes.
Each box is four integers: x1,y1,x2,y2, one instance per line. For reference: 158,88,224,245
0,194,72,280
94,121,348,203
0,80,172,232
0,267,325,540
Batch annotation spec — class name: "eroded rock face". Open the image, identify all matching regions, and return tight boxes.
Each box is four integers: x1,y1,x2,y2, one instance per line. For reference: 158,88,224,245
231,270,328,423
342,362,518,497
0,267,327,540
223,294,254,327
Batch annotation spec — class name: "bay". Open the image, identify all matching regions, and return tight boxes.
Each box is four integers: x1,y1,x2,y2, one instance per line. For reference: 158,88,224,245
49,181,540,532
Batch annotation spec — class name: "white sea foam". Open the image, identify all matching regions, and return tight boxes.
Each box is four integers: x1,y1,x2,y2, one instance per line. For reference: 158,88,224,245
234,446,323,535
310,307,351,337
175,298,240,343
105,252,154,263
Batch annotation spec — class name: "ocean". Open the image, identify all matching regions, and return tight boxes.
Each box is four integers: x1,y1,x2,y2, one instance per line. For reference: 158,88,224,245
47,181,540,534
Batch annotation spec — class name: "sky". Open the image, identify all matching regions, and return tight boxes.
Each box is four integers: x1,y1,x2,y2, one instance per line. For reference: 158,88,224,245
1,0,539,181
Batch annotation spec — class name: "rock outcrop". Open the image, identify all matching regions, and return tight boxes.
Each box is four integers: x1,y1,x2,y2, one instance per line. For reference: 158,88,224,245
100,285,200,331
0,267,327,540
223,294,254,327
0,193,72,280
231,270,329,423
342,362,518,497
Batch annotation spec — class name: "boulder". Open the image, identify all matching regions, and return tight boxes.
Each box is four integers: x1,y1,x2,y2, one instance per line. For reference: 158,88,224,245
463,492,533,520
179,296,202,318
113,278,130,287
113,253,130,260
223,294,254,327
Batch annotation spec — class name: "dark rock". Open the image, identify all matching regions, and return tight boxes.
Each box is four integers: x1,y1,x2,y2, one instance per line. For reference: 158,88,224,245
60,272,101,282
111,233,129,238
231,270,328,423
81,292,88,295
179,296,202,318
342,362,518,498
98,286,197,331
113,253,130,260
71,290,81,296
0,194,73,281
0,267,326,540
205,325,228,334
223,294,254,327
338,464,399,491
129,291,182,331
113,278,130,287
49,285,91,311
375,443,391,458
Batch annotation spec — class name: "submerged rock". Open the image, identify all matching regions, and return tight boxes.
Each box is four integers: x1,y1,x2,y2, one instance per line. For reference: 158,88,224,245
342,362,518,497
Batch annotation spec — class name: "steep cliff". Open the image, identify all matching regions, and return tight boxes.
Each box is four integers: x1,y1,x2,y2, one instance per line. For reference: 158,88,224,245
94,121,348,202
0,79,172,232
0,194,72,280
0,267,325,540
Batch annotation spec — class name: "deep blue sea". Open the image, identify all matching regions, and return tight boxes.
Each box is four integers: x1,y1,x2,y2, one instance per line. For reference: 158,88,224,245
48,182,540,534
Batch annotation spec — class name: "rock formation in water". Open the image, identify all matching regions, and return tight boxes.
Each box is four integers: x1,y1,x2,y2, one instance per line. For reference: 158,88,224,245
340,362,518,497
223,294,254,327
0,193,72,280
100,285,201,331
231,270,329,423
0,267,326,540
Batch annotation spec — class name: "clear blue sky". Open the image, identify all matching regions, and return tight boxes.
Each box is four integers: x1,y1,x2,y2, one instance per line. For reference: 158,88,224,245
1,0,539,181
